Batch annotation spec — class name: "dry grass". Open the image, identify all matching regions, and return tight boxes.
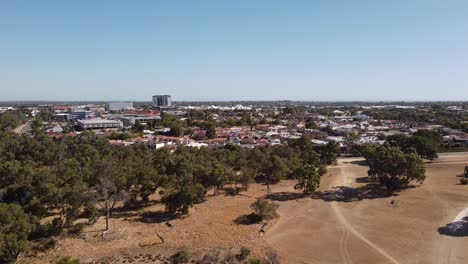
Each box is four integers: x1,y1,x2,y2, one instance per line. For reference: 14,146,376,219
18,182,287,264
266,153,468,264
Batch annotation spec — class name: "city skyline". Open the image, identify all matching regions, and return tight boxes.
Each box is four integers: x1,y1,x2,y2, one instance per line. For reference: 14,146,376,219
1,1,468,101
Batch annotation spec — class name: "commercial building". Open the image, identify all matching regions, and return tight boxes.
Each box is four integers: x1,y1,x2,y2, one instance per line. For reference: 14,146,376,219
107,102,134,111
77,118,122,130
53,113,72,122
72,109,95,120
152,95,172,107
119,115,161,127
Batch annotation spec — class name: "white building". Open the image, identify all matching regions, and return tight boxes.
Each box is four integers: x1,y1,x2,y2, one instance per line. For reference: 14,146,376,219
107,102,134,111
77,118,122,130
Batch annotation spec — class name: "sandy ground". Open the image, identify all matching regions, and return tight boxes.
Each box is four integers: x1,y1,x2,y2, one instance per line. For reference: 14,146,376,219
266,153,468,264
19,183,281,264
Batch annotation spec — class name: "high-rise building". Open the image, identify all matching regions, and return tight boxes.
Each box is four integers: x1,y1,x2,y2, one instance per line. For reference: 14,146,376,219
152,95,172,107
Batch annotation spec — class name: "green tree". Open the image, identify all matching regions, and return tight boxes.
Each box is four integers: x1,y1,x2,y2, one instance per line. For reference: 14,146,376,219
94,159,129,231
366,145,426,191
267,155,289,183
205,123,217,139
294,164,322,194
44,159,88,229
320,142,340,165
161,184,206,215
134,164,166,204
344,132,359,153
387,130,440,160
0,203,32,263
168,123,184,137
305,117,318,129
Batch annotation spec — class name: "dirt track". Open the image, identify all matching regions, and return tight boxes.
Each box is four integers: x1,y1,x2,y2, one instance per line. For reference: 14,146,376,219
266,153,468,264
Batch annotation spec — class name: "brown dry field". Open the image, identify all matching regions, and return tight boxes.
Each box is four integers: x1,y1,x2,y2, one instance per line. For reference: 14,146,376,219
19,182,280,263
266,152,468,264
19,153,468,263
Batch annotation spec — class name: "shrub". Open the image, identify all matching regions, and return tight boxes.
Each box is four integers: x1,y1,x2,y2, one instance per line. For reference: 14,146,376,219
266,250,280,264
82,205,99,224
32,237,56,252
200,247,223,263
67,223,85,236
250,199,279,221
248,258,261,264
171,248,190,264
239,247,251,260
56,256,80,264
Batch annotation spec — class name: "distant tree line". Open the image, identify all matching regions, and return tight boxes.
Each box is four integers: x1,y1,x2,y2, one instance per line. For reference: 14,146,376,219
384,129,441,160
363,108,468,133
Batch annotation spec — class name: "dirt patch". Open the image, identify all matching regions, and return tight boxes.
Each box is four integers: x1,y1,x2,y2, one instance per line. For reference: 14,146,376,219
266,153,468,264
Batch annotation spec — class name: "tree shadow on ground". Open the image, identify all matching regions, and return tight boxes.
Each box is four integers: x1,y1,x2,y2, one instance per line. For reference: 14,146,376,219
233,214,262,225
223,186,244,196
314,183,396,202
233,215,254,225
111,210,140,219
340,160,368,166
134,210,179,224
438,217,468,237
266,192,308,201
355,176,370,183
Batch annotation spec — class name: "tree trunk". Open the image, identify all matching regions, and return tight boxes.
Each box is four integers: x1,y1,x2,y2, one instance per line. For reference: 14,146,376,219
105,208,110,231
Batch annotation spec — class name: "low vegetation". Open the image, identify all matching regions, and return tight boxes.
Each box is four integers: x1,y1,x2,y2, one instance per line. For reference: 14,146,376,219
56,256,80,264
248,199,280,223
171,248,191,264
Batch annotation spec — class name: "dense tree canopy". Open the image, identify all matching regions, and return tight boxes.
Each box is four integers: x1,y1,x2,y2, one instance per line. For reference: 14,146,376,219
362,144,426,191
0,203,32,263
0,111,328,262
386,130,440,160
294,164,324,194
0,110,28,132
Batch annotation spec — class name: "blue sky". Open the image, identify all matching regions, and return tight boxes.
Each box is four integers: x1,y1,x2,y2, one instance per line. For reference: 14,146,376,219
1,0,467,101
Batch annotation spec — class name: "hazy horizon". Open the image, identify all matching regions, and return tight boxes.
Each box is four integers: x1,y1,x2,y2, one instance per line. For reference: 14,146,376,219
1,1,467,101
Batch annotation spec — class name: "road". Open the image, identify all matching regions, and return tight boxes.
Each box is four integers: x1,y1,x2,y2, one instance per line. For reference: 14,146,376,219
13,120,32,135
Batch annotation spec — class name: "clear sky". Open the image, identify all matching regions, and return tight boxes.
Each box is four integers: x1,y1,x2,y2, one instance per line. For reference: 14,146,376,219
1,0,467,101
